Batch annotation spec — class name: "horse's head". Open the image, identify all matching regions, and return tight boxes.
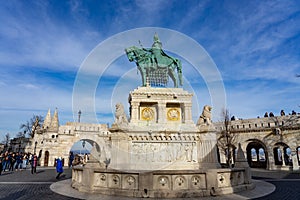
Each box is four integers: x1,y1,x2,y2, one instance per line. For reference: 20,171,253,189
125,46,137,62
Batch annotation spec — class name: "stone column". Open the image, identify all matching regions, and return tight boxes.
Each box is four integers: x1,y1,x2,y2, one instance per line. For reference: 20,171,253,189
235,143,251,184
130,102,139,123
110,133,130,170
279,147,286,167
183,102,193,124
256,148,260,162
267,148,276,170
157,102,166,124
291,150,299,171
198,131,221,169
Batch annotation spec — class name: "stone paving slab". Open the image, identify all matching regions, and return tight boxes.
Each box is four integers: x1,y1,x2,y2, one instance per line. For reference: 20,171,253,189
2,167,300,199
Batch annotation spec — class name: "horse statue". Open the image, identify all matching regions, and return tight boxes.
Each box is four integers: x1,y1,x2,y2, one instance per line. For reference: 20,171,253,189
125,34,183,88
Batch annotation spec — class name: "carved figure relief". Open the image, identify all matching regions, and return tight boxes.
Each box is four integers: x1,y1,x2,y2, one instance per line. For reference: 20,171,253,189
131,142,197,163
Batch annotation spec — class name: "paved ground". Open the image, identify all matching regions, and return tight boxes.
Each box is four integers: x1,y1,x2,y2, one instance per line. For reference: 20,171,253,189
0,167,299,200
0,167,74,200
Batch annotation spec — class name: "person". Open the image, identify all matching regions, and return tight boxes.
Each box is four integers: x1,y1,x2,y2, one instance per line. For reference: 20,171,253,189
143,33,172,69
2,152,8,172
68,152,74,168
31,154,38,174
15,152,23,171
22,153,28,170
84,153,89,164
9,153,16,171
55,157,63,179
0,159,2,175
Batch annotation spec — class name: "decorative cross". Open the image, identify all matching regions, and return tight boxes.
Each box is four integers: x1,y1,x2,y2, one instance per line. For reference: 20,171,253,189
127,176,135,185
192,176,200,185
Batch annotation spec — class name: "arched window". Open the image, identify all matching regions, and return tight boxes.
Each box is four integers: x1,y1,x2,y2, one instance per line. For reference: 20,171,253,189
285,147,292,164
258,148,265,161
251,148,257,161
277,148,282,162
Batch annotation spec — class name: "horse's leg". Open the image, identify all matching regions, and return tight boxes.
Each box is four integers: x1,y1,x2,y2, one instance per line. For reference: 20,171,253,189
178,69,183,86
175,60,183,86
138,66,147,86
168,64,178,87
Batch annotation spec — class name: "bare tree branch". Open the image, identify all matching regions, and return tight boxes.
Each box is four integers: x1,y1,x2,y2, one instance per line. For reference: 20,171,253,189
217,108,238,168
20,114,44,138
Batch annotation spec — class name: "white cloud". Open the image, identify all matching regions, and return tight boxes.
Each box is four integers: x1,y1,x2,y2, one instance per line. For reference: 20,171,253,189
1,1,300,138
0,1,101,71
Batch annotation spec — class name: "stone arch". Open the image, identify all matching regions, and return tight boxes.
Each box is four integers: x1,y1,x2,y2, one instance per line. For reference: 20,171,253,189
273,142,292,167
246,139,268,169
67,135,111,168
297,146,300,166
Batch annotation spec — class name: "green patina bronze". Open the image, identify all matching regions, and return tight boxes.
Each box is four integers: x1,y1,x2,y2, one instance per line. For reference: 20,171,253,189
125,33,183,87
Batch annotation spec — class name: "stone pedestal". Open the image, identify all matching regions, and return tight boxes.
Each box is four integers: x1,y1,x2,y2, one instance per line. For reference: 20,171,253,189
72,86,254,198
198,130,221,169
128,86,194,126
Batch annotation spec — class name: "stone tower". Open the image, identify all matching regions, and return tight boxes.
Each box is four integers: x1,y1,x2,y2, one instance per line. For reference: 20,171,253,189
42,109,52,130
49,108,59,132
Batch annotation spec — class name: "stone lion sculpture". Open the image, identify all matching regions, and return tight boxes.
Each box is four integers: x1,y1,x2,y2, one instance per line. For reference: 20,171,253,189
197,105,212,125
114,103,128,125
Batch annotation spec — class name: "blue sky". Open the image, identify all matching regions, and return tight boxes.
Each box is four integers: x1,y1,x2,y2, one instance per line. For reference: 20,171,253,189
0,0,300,139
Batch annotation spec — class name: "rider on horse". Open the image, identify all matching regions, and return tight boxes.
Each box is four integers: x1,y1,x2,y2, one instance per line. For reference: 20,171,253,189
143,33,173,69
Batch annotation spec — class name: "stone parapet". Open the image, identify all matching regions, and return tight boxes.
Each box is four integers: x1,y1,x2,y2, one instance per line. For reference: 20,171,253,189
72,167,254,198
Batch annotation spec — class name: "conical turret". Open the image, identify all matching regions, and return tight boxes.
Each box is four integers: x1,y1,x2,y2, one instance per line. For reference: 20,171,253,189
50,108,59,132
43,109,51,129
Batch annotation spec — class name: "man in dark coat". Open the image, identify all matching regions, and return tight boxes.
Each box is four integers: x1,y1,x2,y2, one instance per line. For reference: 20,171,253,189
55,157,64,179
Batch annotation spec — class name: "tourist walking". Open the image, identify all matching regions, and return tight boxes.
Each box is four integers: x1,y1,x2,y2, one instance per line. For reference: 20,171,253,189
55,157,63,179
68,152,74,168
31,154,38,174
15,152,22,171
1,152,8,172
22,153,28,170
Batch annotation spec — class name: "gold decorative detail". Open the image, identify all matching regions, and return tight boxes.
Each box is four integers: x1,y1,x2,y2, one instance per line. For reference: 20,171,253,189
141,107,154,120
167,108,180,121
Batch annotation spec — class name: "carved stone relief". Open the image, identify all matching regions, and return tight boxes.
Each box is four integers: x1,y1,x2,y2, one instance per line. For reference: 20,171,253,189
130,142,197,163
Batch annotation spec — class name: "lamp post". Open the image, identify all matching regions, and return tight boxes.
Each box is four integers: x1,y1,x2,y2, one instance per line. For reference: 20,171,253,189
78,110,82,123
34,141,37,154
18,140,21,153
